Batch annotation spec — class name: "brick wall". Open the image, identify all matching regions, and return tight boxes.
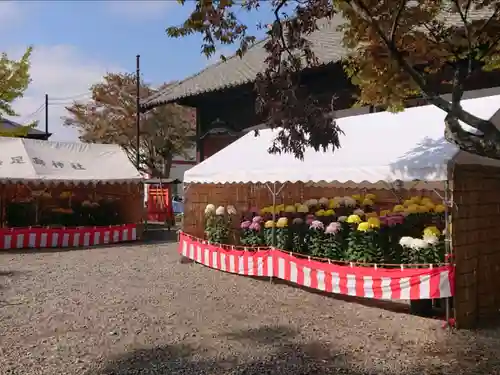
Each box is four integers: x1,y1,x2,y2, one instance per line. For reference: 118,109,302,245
453,165,500,328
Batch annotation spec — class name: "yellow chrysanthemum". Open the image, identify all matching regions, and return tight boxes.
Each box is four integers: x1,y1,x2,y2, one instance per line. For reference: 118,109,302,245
365,193,376,201
379,209,390,217
417,205,429,213
276,204,285,212
352,194,361,202
276,217,288,228
346,214,362,224
410,196,422,204
420,197,432,205
365,212,378,218
434,204,446,213
403,199,413,207
357,222,371,232
328,199,339,209
297,204,309,213
264,220,275,228
260,207,269,215
367,217,381,228
285,205,296,213
423,226,441,237
362,198,374,206
405,204,419,214
324,209,335,216
393,205,405,213
425,202,435,211
294,202,302,208
315,209,326,217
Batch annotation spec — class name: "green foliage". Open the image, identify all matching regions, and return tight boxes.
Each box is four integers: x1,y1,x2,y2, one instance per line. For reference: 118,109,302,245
308,227,325,257
240,228,265,246
345,230,383,263
205,214,229,244
0,47,32,117
275,227,291,250
323,232,344,260
264,227,274,247
0,47,38,135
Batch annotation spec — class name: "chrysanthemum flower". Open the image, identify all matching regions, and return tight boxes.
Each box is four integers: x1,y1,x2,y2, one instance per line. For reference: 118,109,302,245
346,214,361,224
264,220,275,228
205,204,215,215
276,217,288,228
357,222,371,232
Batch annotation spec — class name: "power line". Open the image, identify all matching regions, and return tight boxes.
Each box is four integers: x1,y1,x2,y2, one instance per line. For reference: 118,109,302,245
16,103,46,122
48,92,91,101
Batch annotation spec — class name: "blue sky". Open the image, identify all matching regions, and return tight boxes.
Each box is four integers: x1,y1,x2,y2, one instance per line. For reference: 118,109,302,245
1,1,273,141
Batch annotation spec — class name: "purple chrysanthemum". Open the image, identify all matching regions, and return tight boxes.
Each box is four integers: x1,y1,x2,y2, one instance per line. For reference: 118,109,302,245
252,216,263,223
249,222,261,231
240,220,251,229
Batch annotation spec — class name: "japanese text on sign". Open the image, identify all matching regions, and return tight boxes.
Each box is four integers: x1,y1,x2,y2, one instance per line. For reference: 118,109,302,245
0,156,85,170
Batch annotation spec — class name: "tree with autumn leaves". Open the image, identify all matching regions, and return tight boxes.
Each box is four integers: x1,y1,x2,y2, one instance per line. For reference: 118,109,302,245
0,47,37,135
64,73,195,178
167,0,500,160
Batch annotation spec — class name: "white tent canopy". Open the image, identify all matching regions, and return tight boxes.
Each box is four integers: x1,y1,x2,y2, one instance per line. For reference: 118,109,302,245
184,95,500,186
0,137,142,184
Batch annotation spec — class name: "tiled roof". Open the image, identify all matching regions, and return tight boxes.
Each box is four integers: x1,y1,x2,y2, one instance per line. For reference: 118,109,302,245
142,16,346,109
143,10,492,109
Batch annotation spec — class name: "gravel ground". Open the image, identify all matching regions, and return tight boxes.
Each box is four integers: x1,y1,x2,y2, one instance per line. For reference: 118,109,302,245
1,241,500,375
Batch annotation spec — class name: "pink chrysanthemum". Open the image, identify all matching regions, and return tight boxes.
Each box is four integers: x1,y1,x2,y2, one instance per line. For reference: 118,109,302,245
325,222,341,234
240,220,251,229
249,222,261,231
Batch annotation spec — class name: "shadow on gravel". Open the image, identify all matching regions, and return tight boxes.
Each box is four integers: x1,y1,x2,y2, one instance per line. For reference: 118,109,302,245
91,325,398,375
91,325,500,375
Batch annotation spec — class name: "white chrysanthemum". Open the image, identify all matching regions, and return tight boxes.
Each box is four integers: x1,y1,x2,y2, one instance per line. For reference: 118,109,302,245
227,205,237,215
215,206,225,216
410,238,430,250
343,197,357,207
337,216,347,222
333,196,344,204
306,199,318,207
205,204,216,215
318,197,329,206
423,234,439,245
353,208,365,216
399,236,414,248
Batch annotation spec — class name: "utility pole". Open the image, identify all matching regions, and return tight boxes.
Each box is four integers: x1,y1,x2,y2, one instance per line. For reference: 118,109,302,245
135,55,141,170
44,94,49,136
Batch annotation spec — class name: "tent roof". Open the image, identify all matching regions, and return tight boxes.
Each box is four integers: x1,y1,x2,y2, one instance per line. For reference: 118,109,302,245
184,95,500,187
0,137,142,184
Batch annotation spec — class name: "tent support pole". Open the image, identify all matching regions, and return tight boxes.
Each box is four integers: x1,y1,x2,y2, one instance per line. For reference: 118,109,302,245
265,181,287,284
265,182,287,248
444,179,453,329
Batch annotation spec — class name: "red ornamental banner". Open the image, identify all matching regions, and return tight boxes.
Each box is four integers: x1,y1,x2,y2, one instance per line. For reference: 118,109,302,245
0,224,137,250
179,232,454,301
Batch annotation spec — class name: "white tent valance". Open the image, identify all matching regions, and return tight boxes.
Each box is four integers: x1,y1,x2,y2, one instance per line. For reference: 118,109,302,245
184,95,500,187
0,137,142,184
